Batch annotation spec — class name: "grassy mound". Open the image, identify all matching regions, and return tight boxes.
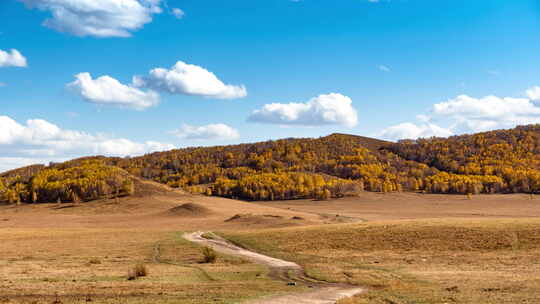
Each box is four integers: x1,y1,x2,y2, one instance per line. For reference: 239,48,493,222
224,213,302,228
165,203,212,217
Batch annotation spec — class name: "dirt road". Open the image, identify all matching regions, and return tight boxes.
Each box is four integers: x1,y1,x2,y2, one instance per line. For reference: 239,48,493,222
183,232,364,304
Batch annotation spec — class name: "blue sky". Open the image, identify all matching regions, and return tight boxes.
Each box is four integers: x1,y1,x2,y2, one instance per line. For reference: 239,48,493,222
1,0,540,170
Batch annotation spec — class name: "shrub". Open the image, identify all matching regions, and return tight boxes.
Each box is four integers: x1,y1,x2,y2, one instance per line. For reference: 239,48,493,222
134,263,148,276
201,246,217,263
127,263,148,280
127,269,137,281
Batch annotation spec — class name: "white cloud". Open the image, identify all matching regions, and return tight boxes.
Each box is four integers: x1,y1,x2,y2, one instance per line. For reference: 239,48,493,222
133,61,247,99
18,0,162,38
172,8,184,19
68,72,159,110
0,115,175,172
0,49,27,68
0,83,6,87
526,86,540,101
433,95,540,133
380,91,540,141
248,93,358,127
171,124,240,141
378,65,390,72
380,122,453,141
0,157,53,173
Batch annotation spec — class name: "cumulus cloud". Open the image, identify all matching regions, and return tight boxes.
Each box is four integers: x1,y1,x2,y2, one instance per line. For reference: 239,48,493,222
379,122,453,141
526,86,540,101
0,49,27,68
67,72,159,110
171,124,240,141
18,0,162,37
378,65,390,72
0,115,175,172
171,8,184,19
248,93,358,127
432,95,540,133
133,61,247,99
379,91,540,141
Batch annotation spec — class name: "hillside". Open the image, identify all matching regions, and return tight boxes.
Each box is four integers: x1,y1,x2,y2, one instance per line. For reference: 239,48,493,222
386,125,540,193
4,125,540,204
109,133,438,199
0,160,134,204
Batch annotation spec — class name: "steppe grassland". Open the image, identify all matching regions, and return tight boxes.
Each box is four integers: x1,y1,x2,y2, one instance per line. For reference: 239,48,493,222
0,228,295,304
223,218,540,304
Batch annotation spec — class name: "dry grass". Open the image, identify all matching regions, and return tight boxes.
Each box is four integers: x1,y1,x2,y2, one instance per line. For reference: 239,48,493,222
0,229,294,303
127,263,148,280
0,180,321,303
200,247,217,264
259,192,540,222
223,219,540,304
2,180,540,303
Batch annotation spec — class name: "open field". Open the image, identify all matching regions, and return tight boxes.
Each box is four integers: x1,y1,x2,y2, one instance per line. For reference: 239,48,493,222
223,219,540,303
257,192,540,221
0,228,300,303
0,182,321,303
1,183,540,303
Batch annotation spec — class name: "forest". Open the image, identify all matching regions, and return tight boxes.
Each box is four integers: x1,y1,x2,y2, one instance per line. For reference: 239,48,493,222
3,125,540,204
0,160,134,204
387,125,540,194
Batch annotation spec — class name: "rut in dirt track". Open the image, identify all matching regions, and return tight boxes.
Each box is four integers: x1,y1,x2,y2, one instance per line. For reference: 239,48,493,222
183,232,365,304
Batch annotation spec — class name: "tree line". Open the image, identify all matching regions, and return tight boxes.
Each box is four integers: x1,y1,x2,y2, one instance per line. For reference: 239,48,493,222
5,126,540,204
108,133,508,198
0,160,134,204
387,125,540,194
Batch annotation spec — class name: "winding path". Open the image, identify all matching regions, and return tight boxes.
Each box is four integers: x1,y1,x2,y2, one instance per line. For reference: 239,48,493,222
183,232,365,304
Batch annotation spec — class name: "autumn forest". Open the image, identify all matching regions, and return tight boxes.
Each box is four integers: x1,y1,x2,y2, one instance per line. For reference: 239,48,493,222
3,125,540,204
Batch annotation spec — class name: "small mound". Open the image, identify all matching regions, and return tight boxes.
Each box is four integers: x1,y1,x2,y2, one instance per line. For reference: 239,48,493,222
224,213,299,228
319,213,362,224
131,177,177,197
166,203,211,217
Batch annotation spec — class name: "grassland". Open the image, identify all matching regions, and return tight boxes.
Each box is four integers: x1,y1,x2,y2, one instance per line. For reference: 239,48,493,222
0,184,317,304
223,219,540,304
1,183,539,303
0,228,298,304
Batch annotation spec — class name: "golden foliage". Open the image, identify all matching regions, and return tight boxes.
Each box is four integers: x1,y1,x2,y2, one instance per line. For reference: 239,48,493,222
0,160,133,204
388,125,540,193
6,125,540,203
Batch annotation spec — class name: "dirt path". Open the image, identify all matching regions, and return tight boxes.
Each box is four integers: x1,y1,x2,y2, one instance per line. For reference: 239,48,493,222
183,232,365,304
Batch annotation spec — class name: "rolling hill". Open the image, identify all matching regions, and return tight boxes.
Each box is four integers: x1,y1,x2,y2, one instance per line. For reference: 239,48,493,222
3,125,540,204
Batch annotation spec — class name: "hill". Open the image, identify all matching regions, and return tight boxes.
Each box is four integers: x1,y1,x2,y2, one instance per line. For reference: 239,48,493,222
386,125,540,193
108,133,436,199
0,159,134,204
4,125,540,204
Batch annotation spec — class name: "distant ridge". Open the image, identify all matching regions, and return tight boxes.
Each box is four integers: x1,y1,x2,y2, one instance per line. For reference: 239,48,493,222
4,125,540,204
324,133,390,151
0,164,46,180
